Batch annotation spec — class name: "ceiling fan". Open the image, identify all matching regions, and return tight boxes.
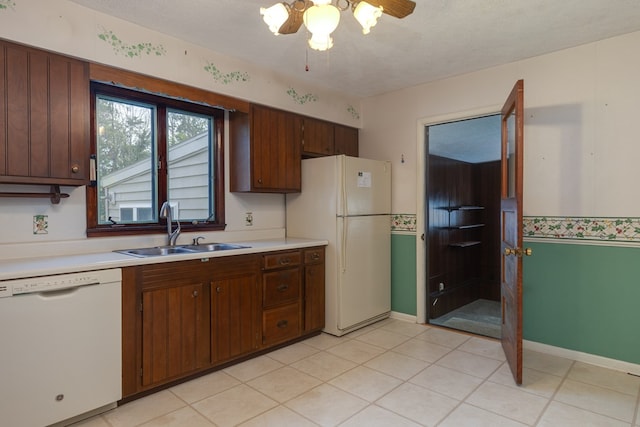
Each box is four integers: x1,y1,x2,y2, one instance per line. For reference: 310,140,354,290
260,0,417,51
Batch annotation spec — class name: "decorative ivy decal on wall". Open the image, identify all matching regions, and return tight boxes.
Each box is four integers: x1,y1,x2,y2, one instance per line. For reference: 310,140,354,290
203,62,250,84
0,0,16,10
347,105,360,120
287,88,318,104
98,29,166,58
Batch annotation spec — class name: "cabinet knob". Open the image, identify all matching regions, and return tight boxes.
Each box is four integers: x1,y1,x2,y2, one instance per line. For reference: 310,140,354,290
216,286,222,293
257,178,263,184
192,290,199,297
71,164,80,173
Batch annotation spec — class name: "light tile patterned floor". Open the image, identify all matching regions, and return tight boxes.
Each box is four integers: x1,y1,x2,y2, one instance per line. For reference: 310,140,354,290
74,319,640,427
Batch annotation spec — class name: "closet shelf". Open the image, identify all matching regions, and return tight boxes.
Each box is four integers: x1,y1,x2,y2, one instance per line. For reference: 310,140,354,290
443,223,485,230
0,185,69,204
442,205,485,212
449,241,482,248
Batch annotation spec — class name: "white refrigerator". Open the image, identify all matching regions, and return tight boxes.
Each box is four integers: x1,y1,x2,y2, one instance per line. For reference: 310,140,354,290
286,155,391,336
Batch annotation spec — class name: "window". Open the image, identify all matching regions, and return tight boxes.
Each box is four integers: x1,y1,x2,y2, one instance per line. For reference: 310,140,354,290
87,83,225,236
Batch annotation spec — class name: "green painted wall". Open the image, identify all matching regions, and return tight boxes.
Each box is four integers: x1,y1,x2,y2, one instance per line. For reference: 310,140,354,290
391,234,417,315
523,241,640,365
391,235,640,365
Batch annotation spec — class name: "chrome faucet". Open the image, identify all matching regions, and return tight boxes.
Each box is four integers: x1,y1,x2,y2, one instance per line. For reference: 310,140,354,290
159,201,181,246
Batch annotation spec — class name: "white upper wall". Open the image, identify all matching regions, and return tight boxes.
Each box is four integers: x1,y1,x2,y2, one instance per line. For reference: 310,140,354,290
0,0,360,251
360,30,640,218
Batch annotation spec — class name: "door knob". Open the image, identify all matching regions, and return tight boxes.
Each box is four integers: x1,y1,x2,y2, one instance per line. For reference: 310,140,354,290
504,247,533,257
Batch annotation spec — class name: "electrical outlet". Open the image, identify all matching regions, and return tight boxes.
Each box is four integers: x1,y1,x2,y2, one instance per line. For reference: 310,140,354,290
438,282,445,292
245,212,253,226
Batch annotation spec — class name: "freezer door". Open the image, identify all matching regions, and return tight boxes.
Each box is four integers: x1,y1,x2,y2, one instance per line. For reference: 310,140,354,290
336,215,391,330
338,156,391,216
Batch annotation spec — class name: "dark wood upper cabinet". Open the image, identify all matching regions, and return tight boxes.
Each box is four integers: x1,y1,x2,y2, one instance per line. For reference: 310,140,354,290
230,104,302,193
0,39,89,186
334,124,359,157
302,117,334,156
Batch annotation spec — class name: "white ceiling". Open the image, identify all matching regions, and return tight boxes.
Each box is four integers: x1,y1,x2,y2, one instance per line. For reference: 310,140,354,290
428,114,501,163
68,0,640,98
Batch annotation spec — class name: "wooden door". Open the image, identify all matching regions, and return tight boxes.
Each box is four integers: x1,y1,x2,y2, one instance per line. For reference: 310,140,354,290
141,282,209,387
500,79,527,384
211,274,260,363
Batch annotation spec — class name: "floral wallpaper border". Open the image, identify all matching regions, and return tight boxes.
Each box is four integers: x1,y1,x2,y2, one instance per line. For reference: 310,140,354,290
391,214,416,232
524,216,640,243
389,214,640,243
203,62,250,84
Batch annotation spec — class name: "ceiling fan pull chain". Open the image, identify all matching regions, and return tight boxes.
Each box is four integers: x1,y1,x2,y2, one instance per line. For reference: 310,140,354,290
305,47,310,72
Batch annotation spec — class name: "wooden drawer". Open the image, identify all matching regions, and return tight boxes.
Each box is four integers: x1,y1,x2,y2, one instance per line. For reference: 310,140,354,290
263,251,301,270
304,247,324,264
263,303,301,346
263,269,300,307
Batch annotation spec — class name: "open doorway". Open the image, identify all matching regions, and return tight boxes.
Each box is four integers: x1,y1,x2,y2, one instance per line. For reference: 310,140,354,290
426,114,502,338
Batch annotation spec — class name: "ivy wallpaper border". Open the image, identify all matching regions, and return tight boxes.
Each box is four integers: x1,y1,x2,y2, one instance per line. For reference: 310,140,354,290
98,28,166,58
286,88,318,105
0,0,16,10
524,216,640,243
203,62,250,85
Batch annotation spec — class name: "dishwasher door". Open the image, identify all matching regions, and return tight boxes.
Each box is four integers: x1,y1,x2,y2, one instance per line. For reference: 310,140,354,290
0,273,121,427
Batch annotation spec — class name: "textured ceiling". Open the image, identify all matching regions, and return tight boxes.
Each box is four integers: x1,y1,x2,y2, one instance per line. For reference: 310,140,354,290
68,0,640,98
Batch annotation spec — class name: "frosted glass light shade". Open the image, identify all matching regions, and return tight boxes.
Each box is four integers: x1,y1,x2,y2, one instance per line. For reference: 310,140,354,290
353,1,383,34
303,3,340,50
260,3,289,35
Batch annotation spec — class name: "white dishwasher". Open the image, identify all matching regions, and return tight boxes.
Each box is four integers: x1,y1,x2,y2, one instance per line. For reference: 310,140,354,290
0,268,122,427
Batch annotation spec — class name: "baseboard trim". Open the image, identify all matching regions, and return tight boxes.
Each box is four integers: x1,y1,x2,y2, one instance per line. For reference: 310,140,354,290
524,340,640,376
390,311,417,323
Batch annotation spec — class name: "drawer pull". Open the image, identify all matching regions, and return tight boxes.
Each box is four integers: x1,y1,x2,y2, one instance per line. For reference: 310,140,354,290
276,320,288,329
277,283,289,292
192,290,199,297
311,252,320,260
216,286,222,293
279,258,291,265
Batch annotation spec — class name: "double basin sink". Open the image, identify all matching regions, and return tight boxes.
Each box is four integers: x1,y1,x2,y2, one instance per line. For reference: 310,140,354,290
116,243,250,258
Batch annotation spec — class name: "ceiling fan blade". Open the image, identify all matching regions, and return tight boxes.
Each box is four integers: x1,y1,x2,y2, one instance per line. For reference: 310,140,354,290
366,0,416,19
278,0,313,34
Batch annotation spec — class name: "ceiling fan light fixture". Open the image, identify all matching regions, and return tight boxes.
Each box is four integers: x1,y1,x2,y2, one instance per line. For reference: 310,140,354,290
260,3,290,35
303,2,340,50
353,1,383,34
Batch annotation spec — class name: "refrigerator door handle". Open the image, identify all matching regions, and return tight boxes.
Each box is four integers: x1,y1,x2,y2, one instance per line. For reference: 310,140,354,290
341,217,348,273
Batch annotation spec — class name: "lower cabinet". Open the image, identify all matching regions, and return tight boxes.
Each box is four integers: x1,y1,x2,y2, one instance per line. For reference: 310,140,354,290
210,255,261,364
121,246,325,400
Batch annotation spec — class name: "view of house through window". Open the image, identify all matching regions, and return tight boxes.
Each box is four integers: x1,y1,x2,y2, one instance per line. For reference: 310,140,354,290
88,82,224,235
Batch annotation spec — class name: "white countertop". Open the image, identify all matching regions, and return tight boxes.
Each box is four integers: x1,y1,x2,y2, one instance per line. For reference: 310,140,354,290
0,238,327,281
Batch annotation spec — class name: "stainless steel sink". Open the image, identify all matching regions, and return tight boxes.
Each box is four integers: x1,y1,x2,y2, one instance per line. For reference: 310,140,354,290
115,243,250,257
182,243,249,252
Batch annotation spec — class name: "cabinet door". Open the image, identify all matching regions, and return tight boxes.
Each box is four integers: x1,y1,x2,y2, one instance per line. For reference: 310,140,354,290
302,117,334,156
0,40,89,185
141,282,209,387
250,105,302,192
304,261,325,332
334,124,359,157
211,273,260,363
